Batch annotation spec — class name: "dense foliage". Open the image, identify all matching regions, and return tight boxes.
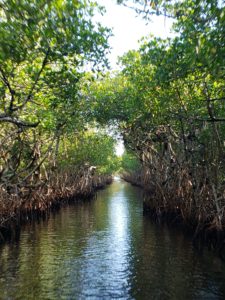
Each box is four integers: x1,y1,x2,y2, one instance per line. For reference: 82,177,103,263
0,0,117,200
86,0,225,236
1,0,225,248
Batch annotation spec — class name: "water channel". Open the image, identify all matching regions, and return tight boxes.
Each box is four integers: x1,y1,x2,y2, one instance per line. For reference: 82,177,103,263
0,179,225,299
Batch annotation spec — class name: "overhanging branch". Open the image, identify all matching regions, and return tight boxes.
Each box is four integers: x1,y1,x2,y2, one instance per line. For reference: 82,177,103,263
0,114,39,127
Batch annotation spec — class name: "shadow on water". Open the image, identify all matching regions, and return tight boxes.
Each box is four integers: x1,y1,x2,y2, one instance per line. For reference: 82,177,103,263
0,179,225,299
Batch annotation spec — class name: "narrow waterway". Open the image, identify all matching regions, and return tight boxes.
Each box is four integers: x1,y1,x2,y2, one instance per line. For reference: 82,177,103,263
0,179,225,299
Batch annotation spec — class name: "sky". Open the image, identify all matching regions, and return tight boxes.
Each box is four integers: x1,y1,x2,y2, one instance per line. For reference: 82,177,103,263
94,0,174,155
95,0,174,70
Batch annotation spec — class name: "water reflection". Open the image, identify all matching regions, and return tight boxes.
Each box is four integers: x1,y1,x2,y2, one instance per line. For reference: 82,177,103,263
0,181,225,299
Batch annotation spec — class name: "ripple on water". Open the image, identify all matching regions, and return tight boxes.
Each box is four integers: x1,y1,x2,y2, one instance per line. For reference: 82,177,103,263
0,181,225,299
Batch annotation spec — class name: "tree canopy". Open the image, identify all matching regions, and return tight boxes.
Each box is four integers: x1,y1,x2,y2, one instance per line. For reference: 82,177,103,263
0,0,115,195
84,0,225,232
1,0,225,236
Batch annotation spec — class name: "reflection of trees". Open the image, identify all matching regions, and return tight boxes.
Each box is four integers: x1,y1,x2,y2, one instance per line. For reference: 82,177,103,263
0,182,225,299
0,183,116,299
0,200,100,298
130,217,225,299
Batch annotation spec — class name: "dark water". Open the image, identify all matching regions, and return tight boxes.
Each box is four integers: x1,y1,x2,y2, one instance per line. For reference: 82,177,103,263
0,180,225,300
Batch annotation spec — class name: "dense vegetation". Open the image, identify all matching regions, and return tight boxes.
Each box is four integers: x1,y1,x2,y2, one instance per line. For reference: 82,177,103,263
86,0,225,252
0,0,117,227
1,0,225,253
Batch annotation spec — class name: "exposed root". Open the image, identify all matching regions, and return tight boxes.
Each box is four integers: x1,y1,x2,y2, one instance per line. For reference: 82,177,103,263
0,170,112,242
123,169,225,258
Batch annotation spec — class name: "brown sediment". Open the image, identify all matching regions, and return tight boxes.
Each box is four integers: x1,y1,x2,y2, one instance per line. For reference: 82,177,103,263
122,170,225,260
0,170,112,243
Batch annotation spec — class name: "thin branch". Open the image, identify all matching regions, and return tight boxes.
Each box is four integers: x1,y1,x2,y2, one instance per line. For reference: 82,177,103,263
0,114,39,127
25,48,50,103
0,66,16,112
201,97,225,102
18,136,57,185
13,47,51,112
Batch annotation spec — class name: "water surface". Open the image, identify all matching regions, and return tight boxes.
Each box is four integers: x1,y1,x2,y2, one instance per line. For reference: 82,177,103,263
0,180,225,299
